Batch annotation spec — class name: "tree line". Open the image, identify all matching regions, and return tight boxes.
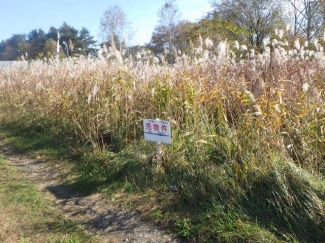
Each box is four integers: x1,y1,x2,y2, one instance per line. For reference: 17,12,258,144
0,23,96,60
147,0,325,56
1,0,324,61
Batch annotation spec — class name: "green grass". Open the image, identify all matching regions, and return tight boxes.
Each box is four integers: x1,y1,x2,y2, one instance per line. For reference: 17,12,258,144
0,154,96,243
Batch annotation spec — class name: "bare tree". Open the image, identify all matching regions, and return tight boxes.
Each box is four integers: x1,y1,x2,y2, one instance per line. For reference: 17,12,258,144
56,32,61,58
286,0,324,40
157,0,181,50
99,5,133,48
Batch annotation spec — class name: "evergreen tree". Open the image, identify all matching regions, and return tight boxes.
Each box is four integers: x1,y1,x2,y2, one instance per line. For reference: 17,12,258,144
0,34,28,60
79,28,96,55
27,29,47,59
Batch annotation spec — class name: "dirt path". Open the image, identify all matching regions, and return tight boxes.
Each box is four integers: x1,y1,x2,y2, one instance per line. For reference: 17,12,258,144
0,143,180,243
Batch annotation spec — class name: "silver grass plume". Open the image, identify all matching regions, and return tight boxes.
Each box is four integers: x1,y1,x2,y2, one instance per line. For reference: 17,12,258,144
189,39,195,51
205,37,213,49
111,34,124,64
198,34,203,47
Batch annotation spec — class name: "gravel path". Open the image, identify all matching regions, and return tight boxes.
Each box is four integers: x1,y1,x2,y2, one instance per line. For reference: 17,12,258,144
0,143,180,243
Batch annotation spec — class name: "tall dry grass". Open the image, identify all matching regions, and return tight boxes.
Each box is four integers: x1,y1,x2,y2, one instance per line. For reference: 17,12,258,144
1,33,324,174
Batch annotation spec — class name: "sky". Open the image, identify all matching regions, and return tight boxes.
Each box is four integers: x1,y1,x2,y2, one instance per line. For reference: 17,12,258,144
0,0,212,45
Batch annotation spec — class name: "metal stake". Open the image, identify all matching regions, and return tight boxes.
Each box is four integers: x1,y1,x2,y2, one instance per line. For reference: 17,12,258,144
155,118,163,163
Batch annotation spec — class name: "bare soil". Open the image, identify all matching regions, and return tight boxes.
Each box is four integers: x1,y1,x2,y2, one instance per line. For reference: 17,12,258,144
0,143,180,243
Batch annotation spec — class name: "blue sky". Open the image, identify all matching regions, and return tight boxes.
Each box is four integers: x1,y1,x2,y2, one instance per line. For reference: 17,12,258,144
0,0,212,45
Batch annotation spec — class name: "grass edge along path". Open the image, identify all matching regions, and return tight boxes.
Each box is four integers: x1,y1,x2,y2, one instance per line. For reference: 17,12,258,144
0,153,96,243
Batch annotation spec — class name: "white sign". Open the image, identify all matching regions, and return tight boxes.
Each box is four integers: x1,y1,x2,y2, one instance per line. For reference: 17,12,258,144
143,119,171,144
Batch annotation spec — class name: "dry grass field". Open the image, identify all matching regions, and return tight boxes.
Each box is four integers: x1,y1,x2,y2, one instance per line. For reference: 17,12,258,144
0,34,324,242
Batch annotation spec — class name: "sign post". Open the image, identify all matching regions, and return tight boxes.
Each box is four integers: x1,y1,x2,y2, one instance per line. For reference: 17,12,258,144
143,119,171,162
